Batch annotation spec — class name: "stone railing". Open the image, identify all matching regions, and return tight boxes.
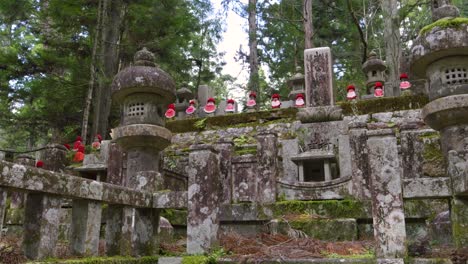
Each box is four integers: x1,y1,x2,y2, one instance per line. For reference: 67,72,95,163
0,160,186,260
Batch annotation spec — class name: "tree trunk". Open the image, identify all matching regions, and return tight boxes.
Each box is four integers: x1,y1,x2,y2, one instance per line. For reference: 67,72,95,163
91,0,126,143
381,0,401,97
248,0,259,103
303,0,314,49
82,0,104,144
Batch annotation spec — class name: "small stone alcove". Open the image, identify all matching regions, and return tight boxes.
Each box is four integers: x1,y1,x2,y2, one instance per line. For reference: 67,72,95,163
291,150,339,183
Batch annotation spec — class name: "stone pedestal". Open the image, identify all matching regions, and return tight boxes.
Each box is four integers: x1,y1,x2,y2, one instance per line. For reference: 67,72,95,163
187,144,220,254
304,47,334,107
41,144,68,172
69,200,102,256
367,129,406,260
214,139,234,205
256,131,279,203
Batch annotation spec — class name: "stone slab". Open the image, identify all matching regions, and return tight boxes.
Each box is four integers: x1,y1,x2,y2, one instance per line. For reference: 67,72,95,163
158,257,183,264
403,178,451,198
304,47,334,107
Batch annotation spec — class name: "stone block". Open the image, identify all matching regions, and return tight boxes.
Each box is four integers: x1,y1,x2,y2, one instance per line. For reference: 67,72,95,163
187,145,221,254
0,188,6,238
158,257,183,264
304,47,334,107
367,129,407,258
134,208,160,256
349,128,371,199
105,205,133,256
403,178,451,198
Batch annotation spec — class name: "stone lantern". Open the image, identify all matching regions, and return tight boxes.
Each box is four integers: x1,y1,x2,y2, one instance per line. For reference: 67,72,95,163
111,47,176,254
362,51,387,97
410,4,468,248
287,66,305,101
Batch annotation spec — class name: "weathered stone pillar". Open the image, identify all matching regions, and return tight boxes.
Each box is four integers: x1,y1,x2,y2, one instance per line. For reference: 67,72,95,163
105,205,133,256
347,118,372,200
69,200,102,256
214,139,234,205
105,142,132,256
23,144,66,259
256,130,278,204
11,155,34,208
187,144,221,254
367,129,406,263
304,47,334,107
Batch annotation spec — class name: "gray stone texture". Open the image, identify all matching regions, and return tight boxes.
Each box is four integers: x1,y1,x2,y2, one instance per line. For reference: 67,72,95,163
362,51,387,95
214,140,234,205
279,138,299,183
69,200,102,256
134,208,160,256
107,142,126,185
105,205,133,256
403,177,451,198
367,129,407,259
197,85,213,107
304,47,334,107
349,128,372,199
232,155,257,203
297,106,342,123
23,193,61,260
400,129,445,178
41,144,68,172
256,131,278,204
187,145,221,254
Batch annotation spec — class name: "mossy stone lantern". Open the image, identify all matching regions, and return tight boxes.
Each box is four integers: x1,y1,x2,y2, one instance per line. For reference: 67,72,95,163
287,66,305,100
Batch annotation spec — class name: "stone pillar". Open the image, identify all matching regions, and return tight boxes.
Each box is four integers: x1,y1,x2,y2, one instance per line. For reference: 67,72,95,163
280,138,299,183
129,170,162,256
348,119,372,199
214,139,234,205
367,129,406,262
304,47,334,107
105,142,131,256
451,198,468,248
197,85,213,108
69,200,102,256
105,205,133,256
23,145,66,260
11,155,34,209
256,131,278,204
187,144,220,254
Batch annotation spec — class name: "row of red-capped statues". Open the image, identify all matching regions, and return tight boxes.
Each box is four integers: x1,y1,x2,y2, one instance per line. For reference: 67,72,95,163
164,92,306,119
346,73,412,100
165,73,411,119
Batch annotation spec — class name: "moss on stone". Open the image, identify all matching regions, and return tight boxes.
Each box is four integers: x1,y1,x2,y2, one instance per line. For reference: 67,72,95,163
181,256,207,264
233,148,257,156
282,218,357,241
266,200,370,219
422,141,446,177
39,256,159,263
166,108,298,133
338,95,429,116
161,209,187,226
420,17,468,36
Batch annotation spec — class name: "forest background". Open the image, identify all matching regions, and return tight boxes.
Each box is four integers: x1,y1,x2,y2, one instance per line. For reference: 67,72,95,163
0,0,466,151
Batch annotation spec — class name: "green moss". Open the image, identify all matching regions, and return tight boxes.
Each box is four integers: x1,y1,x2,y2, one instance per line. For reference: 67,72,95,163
181,256,207,264
266,200,370,219
161,209,187,226
37,256,159,264
338,95,429,116
284,218,357,241
233,148,257,156
166,108,298,133
422,140,446,177
420,17,468,36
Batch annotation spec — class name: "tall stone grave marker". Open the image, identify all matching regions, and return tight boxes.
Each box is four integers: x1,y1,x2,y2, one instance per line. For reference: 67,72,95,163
304,47,334,107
